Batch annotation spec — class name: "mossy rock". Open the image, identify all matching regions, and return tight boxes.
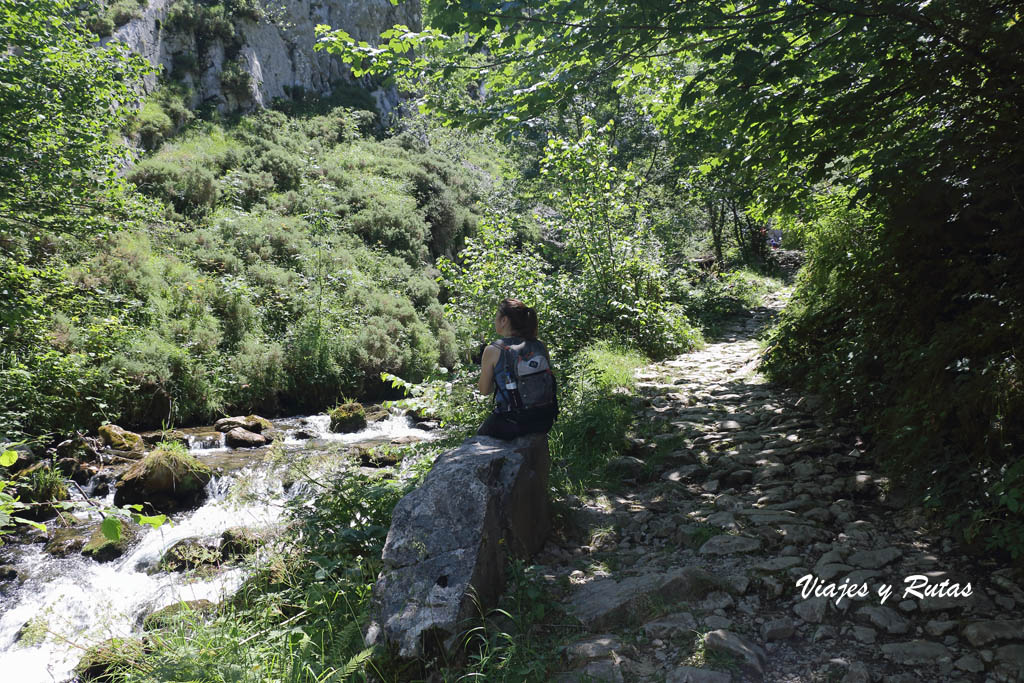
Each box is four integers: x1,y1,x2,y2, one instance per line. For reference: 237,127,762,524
113,447,213,513
160,539,221,572
358,447,402,468
82,521,141,563
329,402,367,433
364,404,390,423
138,429,189,448
44,526,91,558
220,526,263,559
214,415,273,433
98,424,145,452
75,636,146,681
142,599,217,631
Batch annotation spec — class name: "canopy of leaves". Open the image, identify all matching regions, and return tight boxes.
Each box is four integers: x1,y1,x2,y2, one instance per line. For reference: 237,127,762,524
320,0,1023,211
0,0,150,235
321,0,1024,556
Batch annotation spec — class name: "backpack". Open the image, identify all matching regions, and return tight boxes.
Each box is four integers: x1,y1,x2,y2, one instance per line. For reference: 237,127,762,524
492,338,557,416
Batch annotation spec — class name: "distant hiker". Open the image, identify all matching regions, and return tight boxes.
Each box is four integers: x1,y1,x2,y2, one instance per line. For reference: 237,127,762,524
476,299,558,439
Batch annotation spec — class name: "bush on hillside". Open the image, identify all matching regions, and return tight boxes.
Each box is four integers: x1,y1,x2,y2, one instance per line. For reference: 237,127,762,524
133,101,175,150
245,146,303,192
127,160,217,217
763,192,1024,558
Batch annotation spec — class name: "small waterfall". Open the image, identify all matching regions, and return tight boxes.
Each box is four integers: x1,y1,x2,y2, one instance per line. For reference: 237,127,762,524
187,431,225,452
280,412,427,446
0,411,432,682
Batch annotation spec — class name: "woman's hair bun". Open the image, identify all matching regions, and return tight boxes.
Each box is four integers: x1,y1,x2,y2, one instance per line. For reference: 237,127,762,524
498,298,539,338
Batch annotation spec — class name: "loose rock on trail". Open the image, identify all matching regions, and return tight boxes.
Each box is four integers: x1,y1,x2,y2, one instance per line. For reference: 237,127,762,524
532,289,1023,682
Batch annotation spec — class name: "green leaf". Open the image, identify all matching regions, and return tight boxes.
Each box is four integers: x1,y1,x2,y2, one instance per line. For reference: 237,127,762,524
131,513,167,530
12,517,46,533
0,450,17,467
101,516,122,542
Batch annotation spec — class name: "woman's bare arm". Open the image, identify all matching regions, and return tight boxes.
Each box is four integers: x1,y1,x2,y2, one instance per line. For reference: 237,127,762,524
478,345,499,395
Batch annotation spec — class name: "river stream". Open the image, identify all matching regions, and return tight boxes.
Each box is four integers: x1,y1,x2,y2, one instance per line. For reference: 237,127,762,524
0,412,428,683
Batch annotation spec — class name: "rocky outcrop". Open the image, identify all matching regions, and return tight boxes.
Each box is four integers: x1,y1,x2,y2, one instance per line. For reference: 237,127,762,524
81,522,142,562
329,402,367,433
224,427,267,448
98,424,145,453
110,0,420,114
214,415,272,433
113,447,213,513
365,434,551,660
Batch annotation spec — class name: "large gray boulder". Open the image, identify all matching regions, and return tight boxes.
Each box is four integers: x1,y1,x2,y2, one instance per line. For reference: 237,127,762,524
365,434,550,660
111,0,419,114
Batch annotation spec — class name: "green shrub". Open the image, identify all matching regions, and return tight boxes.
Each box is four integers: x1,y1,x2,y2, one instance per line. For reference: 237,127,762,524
225,336,285,414
154,82,195,129
345,185,430,263
133,101,174,150
85,12,114,36
220,57,251,100
763,192,1024,558
225,0,263,22
220,169,274,209
128,160,217,216
165,0,235,45
548,342,648,492
22,466,69,505
110,331,222,426
247,146,303,191
107,0,141,26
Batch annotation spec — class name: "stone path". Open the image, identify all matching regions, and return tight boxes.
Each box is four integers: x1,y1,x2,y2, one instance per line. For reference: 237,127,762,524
533,290,1024,683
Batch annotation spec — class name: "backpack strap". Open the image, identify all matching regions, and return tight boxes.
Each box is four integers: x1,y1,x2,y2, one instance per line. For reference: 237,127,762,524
491,339,524,413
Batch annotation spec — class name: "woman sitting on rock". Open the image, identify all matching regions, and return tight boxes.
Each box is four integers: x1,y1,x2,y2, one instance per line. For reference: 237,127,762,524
476,298,558,439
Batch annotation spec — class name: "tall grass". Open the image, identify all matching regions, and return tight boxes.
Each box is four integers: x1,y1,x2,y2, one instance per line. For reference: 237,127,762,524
549,342,648,494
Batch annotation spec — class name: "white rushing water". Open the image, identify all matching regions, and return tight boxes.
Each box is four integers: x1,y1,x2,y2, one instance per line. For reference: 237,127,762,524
0,412,428,683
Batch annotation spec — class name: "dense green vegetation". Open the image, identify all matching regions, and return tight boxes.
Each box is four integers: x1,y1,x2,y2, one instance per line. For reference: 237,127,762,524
1,103,496,441
321,0,1024,558
7,0,1021,679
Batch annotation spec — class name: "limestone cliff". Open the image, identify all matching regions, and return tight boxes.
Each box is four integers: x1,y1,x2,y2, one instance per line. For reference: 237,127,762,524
109,0,419,113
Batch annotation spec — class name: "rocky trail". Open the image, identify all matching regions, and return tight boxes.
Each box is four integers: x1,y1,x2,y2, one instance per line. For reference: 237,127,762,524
531,289,1024,682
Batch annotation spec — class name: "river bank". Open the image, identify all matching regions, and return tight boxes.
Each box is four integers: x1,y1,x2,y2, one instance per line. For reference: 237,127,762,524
0,409,433,682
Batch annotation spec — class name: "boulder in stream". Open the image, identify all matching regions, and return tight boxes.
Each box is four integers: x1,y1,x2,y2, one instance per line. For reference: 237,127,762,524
220,527,264,559
358,446,403,467
138,429,190,448
160,539,222,572
98,424,145,453
55,434,102,463
113,445,213,513
44,526,92,558
81,521,141,562
329,402,367,433
224,427,267,448
74,637,146,681
214,415,273,433
142,599,217,631
365,404,390,423
365,434,551,660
